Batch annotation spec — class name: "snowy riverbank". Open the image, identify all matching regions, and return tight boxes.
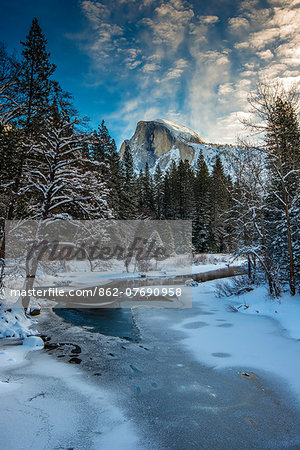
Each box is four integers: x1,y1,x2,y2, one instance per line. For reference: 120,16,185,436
0,336,140,449
173,281,300,406
1,274,300,449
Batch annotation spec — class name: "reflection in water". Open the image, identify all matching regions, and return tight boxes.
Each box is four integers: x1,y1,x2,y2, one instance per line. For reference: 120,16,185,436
54,308,140,341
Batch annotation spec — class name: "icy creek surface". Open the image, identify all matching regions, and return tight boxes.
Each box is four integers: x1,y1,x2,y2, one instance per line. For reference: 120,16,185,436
1,279,300,449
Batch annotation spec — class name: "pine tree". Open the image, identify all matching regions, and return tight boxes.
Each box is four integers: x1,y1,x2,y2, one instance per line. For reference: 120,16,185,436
0,44,20,127
92,120,111,165
229,82,300,296
162,169,172,219
107,144,122,218
21,106,113,308
140,162,155,216
18,18,56,133
119,144,139,219
91,120,121,217
209,156,229,252
193,151,210,252
26,106,112,221
153,164,164,219
4,19,57,227
168,161,179,219
264,96,300,294
177,160,195,220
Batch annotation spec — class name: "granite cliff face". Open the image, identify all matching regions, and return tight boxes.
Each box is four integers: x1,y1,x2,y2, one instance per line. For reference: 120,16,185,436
120,119,205,171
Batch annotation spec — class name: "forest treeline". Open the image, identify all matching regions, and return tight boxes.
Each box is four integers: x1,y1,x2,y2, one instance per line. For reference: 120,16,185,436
0,19,299,296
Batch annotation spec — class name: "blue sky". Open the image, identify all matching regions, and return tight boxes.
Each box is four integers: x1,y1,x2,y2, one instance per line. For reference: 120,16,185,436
0,0,299,147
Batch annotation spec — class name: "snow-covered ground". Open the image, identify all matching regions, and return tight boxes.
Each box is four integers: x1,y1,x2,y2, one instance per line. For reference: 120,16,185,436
235,287,300,340
0,296,38,339
1,259,300,448
173,280,300,406
4,254,240,305
0,337,139,449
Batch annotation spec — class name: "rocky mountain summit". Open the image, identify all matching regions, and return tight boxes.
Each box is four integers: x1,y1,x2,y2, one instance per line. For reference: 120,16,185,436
120,119,205,171
119,119,230,172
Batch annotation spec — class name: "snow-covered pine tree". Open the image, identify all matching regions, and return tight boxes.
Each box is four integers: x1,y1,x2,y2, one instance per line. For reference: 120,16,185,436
193,150,210,252
3,18,57,230
140,162,155,217
137,168,144,211
21,104,112,308
146,229,164,269
263,94,300,295
90,120,121,217
178,159,195,220
226,146,274,289
209,156,230,252
153,164,164,219
26,106,112,221
168,161,179,219
0,46,22,265
119,144,139,219
0,46,22,236
229,82,300,296
162,168,172,219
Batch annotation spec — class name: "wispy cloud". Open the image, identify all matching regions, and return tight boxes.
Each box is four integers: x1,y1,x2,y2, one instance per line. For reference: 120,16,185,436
73,0,300,145
228,17,250,33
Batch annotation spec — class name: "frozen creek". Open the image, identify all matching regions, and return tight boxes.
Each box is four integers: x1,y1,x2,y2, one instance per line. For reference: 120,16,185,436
1,279,300,449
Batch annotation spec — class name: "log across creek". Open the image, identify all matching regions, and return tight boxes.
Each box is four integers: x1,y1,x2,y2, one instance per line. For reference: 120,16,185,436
38,265,246,308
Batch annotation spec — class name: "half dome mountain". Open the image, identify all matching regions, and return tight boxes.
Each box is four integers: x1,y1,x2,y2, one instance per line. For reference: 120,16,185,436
119,119,233,172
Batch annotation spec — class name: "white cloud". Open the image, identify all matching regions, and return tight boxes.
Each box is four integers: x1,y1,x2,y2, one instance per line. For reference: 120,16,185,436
258,49,274,60
248,27,279,49
198,15,219,24
123,48,143,70
228,17,250,32
213,111,251,143
76,0,300,145
234,41,251,50
238,0,260,11
276,42,300,65
79,0,124,62
144,0,194,51
81,0,109,24
164,58,188,80
142,62,160,72
218,83,234,96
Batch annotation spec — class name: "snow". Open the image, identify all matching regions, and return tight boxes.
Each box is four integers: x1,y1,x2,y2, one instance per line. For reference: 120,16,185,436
4,254,237,299
155,118,203,143
0,338,43,379
236,288,300,340
150,140,239,174
0,297,38,339
2,250,299,444
154,146,181,172
127,117,243,173
22,335,44,348
0,338,140,449
1,265,300,447
173,280,300,406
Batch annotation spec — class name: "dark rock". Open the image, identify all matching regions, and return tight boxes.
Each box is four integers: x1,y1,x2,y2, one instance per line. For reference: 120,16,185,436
44,342,59,351
40,335,51,342
68,357,82,364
